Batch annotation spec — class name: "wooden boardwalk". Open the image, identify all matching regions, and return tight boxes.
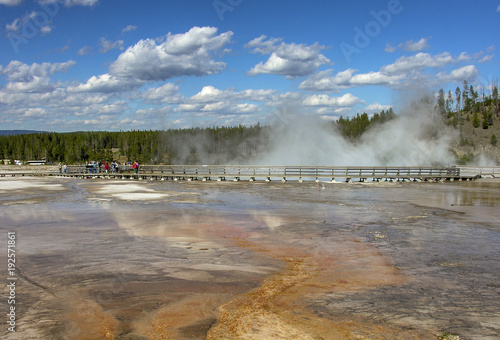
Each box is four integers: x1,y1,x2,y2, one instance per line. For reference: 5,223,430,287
2,165,497,182
21,165,490,182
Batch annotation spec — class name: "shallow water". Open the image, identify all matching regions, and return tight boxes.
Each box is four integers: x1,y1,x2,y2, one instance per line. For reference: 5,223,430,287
0,177,499,339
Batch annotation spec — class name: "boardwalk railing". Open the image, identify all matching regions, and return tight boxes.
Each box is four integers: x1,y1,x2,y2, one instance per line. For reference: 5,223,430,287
458,166,500,177
59,165,477,182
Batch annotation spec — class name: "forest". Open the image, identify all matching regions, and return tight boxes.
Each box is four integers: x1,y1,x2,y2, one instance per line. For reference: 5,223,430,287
1,79,498,165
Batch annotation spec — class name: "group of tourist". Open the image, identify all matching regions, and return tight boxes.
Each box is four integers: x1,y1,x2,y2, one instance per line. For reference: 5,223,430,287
58,162,67,174
59,161,141,174
132,161,140,174
85,161,122,174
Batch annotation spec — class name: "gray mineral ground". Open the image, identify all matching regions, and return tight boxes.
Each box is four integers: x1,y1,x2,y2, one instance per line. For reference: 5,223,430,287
1,176,499,339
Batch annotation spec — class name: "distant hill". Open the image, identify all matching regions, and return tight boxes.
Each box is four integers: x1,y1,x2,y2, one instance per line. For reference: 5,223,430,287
0,130,45,136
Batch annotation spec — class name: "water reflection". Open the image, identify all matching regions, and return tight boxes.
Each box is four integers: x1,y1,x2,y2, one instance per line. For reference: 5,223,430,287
437,182,500,207
0,204,76,223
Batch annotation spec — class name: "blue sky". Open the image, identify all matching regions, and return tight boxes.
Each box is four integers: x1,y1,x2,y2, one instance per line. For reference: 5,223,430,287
0,0,499,132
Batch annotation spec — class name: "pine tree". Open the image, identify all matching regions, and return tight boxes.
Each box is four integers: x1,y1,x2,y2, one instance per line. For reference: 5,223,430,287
463,80,470,111
455,86,461,112
472,111,480,128
469,85,477,110
482,113,489,129
492,83,499,116
446,90,453,115
437,88,446,117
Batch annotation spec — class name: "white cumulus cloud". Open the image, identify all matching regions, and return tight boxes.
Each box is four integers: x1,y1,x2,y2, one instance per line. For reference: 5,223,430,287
67,73,142,93
385,38,430,53
122,25,137,34
191,86,227,102
1,60,75,83
5,76,55,93
299,49,484,92
303,93,365,107
168,85,277,117
246,35,330,78
77,46,92,55
99,38,124,53
235,103,260,113
384,43,396,53
245,35,282,54
109,26,233,81
300,69,405,92
350,71,405,86
142,83,180,104
362,102,392,114
381,52,454,74
402,37,430,51
40,25,52,35
436,65,478,83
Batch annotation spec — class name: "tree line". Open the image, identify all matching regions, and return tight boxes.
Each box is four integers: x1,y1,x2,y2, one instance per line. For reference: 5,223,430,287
335,108,396,139
0,125,267,165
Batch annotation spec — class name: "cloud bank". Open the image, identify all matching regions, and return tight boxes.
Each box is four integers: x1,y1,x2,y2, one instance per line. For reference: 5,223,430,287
0,25,494,131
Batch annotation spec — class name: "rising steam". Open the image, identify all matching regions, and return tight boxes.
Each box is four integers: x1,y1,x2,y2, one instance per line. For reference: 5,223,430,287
252,101,457,166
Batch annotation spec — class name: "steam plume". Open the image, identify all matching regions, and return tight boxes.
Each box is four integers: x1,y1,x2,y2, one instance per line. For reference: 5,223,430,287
253,101,457,166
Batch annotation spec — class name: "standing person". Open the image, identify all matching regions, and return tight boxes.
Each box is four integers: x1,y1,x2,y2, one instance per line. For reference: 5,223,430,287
104,162,109,173
58,162,62,174
63,164,67,174
132,161,136,174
